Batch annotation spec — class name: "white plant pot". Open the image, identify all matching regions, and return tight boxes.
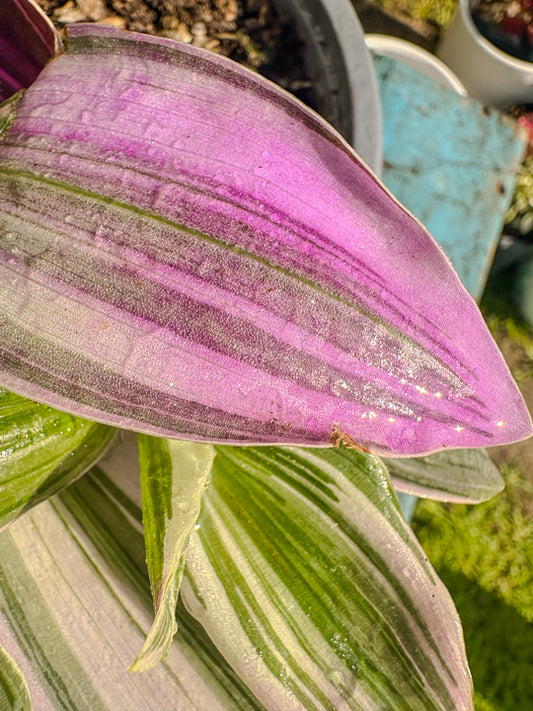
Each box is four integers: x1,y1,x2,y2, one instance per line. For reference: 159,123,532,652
437,0,533,108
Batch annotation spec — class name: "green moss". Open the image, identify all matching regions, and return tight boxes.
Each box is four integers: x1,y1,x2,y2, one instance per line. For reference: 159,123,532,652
371,0,457,28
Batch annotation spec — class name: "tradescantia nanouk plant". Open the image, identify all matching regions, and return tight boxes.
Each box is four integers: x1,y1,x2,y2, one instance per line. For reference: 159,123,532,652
0,1,531,710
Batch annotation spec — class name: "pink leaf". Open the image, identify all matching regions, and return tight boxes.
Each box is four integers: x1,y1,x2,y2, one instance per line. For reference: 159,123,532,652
0,24,530,455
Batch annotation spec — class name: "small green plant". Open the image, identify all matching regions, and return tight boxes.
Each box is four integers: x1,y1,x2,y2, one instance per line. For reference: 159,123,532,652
372,0,457,28
505,155,533,238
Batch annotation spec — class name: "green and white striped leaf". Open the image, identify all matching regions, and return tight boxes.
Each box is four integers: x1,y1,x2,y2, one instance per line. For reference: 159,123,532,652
183,445,473,711
0,388,115,530
383,448,504,503
0,433,267,711
131,436,215,671
0,643,32,711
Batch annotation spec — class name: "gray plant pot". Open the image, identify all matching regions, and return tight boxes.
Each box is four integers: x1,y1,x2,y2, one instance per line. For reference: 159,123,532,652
274,0,383,174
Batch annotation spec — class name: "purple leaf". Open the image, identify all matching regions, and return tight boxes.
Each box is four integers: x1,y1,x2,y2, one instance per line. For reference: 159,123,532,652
0,24,530,455
0,0,61,103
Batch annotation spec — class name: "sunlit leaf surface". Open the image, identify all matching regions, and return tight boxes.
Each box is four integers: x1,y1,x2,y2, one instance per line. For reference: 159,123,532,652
0,387,115,530
183,445,474,710
0,437,267,711
0,24,530,454
0,432,474,710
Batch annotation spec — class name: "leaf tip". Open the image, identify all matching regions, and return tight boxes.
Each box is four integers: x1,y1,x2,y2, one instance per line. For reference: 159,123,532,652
128,604,178,673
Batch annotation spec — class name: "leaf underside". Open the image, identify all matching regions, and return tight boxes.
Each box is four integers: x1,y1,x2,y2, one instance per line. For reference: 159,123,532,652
131,435,215,671
384,447,505,503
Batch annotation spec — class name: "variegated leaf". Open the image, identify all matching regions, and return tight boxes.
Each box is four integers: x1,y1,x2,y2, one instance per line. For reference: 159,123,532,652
131,435,215,671
0,387,115,530
0,643,32,711
0,435,267,711
0,23,530,455
384,448,504,503
182,445,473,711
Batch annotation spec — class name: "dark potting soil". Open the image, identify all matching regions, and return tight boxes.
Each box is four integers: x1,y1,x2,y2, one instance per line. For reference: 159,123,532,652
36,0,319,111
472,0,533,63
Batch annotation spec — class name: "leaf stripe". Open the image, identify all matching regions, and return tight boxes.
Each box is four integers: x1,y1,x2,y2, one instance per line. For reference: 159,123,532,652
0,165,477,407
0,387,115,531
183,446,472,710
62,465,269,711
0,109,483,394
213,451,449,702
193,511,334,711
0,535,109,711
63,29,349,151
0,101,461,373
0,321,322,443
267,448,457,683
0,451,270,711
0,113,470,379
0,170,498,448
0,643,32,711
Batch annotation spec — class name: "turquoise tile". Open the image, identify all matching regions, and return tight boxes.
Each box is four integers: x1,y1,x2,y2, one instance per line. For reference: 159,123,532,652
373,54,527,301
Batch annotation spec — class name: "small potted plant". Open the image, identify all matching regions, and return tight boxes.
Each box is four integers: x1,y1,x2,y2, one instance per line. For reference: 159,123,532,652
438,0,533,108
